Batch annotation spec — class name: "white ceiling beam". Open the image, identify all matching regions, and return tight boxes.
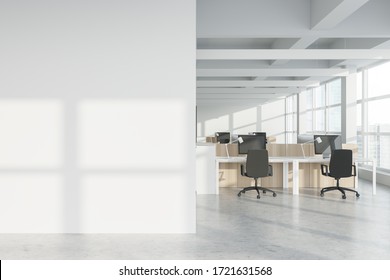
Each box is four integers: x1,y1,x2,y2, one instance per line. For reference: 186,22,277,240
197,80,320,87
197,49,390,60
271,37,319,66
311,0,370,30
197,68,349,77
328,39,390,68
197,88,303,94
197,93,286,99
197,100,270,106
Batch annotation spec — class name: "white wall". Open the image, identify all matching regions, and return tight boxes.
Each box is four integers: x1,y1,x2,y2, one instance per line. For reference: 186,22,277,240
197,104,262,137
261,99,286,143
197,100,286,142
0,0,196,233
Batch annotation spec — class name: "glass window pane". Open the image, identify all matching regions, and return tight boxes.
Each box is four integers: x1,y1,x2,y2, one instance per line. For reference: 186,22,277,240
356,103,362,128
357,71,363,100
306,90,313,110
303,111,313,133
357,134,363,159
367,61,390,98
315,109,325,131
328,79,342,106
366,135,390,170
328,106,341,132
367,98,390,127
379,136,390,169
367,135,378,165
314,85,326,108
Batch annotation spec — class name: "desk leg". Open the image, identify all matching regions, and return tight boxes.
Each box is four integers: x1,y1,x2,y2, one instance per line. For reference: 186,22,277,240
373,161,376,195
215,161,219,195
355,162,359,190
293,160,299,195
283,162,288,190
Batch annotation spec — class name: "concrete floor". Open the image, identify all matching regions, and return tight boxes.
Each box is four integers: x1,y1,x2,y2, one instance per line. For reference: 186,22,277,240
1,179,389,259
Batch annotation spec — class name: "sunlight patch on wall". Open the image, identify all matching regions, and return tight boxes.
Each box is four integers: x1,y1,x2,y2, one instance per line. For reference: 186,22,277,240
233,107,257,130
0,174,63,233
79,173,194,233
204,114,229,136
0,100,63,169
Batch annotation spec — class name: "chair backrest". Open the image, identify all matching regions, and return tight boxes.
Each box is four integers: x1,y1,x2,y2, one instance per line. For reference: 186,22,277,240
246,149,269,178
329,149,353,178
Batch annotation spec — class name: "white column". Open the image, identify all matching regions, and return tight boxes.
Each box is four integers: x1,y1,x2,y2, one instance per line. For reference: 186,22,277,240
341,73,357,143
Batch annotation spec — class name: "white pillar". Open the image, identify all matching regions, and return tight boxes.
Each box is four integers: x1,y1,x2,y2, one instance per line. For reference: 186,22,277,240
341,73,357,143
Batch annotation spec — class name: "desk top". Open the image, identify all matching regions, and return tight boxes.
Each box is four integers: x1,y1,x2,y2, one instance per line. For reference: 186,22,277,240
216,156,330,163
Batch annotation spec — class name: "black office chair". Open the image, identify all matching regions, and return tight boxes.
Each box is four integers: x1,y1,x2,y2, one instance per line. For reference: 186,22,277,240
237,149,277,199
320,149,360,199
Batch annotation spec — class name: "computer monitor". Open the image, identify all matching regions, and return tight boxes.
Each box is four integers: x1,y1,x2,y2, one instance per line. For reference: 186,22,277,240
238,134,267,154
215,132,230,144
314,134,342,157
248,132,267,144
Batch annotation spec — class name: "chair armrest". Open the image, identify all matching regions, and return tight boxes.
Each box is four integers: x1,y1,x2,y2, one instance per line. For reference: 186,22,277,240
268,164,273,176
321,164,329,176
240,164,246,176
352,164,356,176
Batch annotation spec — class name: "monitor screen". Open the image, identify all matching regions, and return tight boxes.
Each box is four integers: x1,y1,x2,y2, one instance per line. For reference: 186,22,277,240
248,132,267,144
314,135,342,156
238,134,267,154
215,132,230,144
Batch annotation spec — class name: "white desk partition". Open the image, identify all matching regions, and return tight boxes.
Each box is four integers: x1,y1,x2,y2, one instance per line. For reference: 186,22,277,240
215,156,377,195
354,158,377,195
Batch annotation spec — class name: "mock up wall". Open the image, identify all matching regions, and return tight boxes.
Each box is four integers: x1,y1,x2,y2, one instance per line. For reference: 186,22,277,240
0,0,196,233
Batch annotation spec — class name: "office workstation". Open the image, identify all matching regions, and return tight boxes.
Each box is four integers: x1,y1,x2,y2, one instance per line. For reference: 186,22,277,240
198,132,375,196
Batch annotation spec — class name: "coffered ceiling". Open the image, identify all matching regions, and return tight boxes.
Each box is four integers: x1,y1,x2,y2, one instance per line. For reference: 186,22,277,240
196,0,390,105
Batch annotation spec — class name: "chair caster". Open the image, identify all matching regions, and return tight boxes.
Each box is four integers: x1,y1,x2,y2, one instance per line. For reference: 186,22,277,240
242,190,246,194
320,192,324,197
342,194,346,199
273,193,277,197
238,192,241,197
257,195,260,199
356,193,360,198
263,190,266,194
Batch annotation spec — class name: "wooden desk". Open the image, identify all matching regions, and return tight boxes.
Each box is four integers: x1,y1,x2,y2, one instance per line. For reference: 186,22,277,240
216,156,330,195
216,156,376,195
